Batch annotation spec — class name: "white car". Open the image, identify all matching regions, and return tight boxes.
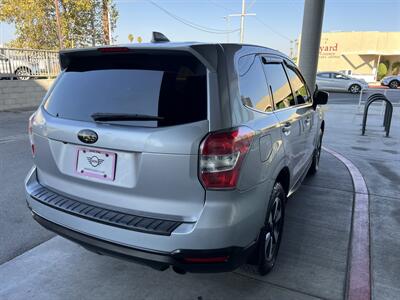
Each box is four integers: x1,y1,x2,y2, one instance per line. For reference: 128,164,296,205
381,75,400,89
316,72,369,94
0,53,40,80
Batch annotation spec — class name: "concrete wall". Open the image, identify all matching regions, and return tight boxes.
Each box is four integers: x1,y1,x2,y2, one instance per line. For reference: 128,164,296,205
0,79,54,111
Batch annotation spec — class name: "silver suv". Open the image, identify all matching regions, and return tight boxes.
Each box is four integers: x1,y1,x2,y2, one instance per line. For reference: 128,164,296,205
25,40,328,275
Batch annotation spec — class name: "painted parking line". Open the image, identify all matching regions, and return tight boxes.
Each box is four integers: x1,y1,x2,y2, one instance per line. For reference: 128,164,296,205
0,134,28,144
323,146,370,300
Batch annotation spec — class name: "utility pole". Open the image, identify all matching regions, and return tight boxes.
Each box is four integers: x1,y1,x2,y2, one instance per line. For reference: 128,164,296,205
229,0,255,43
54,0,64,49
290,40,294,59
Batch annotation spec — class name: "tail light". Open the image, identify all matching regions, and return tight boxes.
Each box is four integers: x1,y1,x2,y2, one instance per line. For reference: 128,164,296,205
28,113,36,156
199,126,255,189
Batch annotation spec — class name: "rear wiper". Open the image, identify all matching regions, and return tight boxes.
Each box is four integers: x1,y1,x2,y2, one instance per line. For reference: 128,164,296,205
91,113,164,122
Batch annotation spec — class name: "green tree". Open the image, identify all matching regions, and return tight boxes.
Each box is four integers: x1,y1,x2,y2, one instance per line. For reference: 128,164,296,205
377,62,388,81
137,36,143,43
0,0,118,49
128,34,134,43
391,61,400,75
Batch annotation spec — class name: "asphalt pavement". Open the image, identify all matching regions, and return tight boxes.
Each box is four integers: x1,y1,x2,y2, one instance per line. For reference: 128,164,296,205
0,93,354,265
0,151,353,300
0,92,399,299
325,92,359,105
0,110,54,265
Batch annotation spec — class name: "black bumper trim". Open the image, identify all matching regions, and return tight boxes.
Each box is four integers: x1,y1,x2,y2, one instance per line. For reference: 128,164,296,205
29,185,182,236
32,212,256,273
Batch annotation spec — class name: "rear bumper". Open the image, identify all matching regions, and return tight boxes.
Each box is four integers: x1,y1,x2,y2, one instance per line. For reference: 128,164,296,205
25,166,268,272
30,210,256,273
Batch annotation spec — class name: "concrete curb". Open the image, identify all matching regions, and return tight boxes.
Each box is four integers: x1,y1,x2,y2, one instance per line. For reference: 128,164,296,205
323,147,371,300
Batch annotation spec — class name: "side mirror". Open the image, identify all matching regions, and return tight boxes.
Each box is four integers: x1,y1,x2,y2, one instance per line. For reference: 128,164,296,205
313,90,328,109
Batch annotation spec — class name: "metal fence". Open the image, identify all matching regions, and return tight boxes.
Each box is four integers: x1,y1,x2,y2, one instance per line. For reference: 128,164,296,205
0,47,60,80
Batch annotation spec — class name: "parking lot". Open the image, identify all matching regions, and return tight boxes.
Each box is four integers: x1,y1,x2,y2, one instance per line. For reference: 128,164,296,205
0,92,399,299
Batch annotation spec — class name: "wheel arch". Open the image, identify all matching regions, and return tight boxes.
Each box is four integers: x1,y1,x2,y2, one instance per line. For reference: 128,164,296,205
275,167,290,196
14,66,32,74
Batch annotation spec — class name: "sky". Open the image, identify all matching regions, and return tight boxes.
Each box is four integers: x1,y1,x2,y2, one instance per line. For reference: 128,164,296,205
1,0,399,55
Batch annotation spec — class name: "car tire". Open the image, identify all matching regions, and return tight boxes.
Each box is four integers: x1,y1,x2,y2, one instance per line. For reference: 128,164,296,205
251,182,286,276
388,80,399,89
15,67,31,80
349,84,361,94
308,129,323,175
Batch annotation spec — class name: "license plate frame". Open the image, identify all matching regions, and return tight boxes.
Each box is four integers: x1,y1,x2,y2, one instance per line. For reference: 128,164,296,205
75,147,117,181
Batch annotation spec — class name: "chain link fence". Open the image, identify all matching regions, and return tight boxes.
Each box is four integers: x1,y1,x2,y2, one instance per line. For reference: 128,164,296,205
0,47,60,80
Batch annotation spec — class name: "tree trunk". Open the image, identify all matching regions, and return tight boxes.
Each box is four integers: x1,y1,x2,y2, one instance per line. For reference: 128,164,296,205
102,0,110,45
54,0,64,49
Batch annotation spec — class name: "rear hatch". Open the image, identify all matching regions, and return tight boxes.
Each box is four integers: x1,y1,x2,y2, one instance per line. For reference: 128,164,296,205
32,49,209,222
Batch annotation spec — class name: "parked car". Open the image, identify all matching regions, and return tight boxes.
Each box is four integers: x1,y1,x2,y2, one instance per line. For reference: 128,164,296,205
25,37,328,276
381,75,400,89
0,53,41,80
316,71,368,94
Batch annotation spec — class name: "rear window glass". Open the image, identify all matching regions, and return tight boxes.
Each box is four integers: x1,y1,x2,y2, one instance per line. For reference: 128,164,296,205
44,52,207,127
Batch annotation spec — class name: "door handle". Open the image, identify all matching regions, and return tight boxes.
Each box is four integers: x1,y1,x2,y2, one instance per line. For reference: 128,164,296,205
282,122,291,135
304,116,311,125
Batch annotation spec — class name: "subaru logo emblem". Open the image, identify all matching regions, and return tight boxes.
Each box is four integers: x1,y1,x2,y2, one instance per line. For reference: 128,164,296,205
78,129,98,144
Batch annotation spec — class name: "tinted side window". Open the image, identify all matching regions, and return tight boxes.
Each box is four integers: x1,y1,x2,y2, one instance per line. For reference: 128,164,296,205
285,66,311,105
238,55,273,112
333,73,348,80
318,73,330,78
263,63,295,110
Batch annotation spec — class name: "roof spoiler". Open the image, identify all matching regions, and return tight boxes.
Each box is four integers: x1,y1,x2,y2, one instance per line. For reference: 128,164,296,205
151,32,170,43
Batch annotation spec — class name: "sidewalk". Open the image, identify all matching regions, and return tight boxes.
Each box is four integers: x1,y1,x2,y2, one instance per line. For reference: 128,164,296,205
323,104,400,300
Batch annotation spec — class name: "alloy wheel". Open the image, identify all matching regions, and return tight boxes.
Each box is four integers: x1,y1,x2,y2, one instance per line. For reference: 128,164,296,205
264,196,283,261
16,68,30,80
350,84,360,94
315,134,322,171
389,81,399,89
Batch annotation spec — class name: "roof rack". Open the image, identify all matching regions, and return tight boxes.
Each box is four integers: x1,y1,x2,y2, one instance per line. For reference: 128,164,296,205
151,32,170,43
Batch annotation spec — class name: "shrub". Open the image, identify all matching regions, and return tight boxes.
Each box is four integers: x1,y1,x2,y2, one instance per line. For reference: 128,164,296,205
391,61,400,75
377,63,388,81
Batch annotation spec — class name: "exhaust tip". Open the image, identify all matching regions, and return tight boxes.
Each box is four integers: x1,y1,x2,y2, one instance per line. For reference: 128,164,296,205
172,266,186,275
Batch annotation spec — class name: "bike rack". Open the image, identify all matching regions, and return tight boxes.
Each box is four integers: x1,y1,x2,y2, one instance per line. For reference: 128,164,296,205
362,93,393,137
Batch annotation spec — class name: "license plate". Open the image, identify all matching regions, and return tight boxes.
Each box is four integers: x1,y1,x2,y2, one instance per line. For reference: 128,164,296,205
76,148,117,181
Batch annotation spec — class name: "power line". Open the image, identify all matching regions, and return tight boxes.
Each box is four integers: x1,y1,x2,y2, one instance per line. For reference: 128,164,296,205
148,0,240,34
253,15,291,41
207,0,235,13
